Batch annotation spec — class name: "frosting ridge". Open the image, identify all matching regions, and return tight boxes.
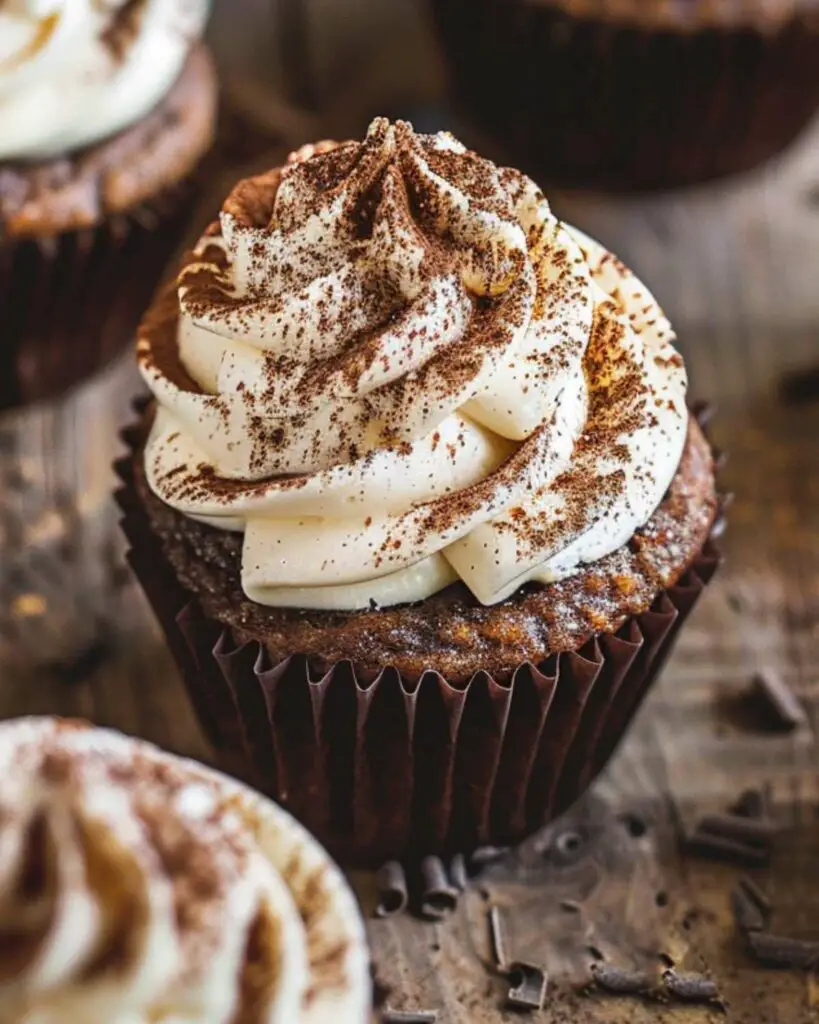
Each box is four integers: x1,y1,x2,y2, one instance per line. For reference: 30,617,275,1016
140,118,688,610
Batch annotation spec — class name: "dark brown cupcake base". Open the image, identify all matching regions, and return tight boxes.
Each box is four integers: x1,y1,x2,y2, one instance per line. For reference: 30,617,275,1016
430,0,819,191
116,410,722,867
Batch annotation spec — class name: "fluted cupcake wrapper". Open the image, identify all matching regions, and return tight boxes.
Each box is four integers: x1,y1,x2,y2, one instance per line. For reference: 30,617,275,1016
0,180,198,412
431,0,819,190
116,408,723,867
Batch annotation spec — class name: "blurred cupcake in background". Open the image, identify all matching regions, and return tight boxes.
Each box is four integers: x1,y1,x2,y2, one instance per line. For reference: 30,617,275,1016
0,717,371,1023
429,0,819,191
0,0,218,410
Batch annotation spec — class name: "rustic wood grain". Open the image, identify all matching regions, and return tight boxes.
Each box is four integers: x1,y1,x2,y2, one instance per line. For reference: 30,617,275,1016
2,8,819,1020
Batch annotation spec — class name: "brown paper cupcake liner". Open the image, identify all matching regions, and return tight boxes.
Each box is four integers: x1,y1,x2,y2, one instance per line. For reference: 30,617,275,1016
0,181,201,412
430,0,819,190
115,411,722,867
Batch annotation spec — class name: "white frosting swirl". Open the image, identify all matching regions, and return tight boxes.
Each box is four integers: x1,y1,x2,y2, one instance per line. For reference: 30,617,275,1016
0,0,210,161
140,118,688,610
0,718,370,1024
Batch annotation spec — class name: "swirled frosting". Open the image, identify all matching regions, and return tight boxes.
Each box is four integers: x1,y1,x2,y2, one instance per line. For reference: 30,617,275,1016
140,118,688,610
0,718,370,1024
0,0,210,161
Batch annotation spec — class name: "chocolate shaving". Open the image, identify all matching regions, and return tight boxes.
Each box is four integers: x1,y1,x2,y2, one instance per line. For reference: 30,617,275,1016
691,400,716,427
590,963,652,994
731,788,766,819
419,856,458,919
686,829,770,867
731,886,766,933
449,853,468,892
382,1011,438,1023
738,875,772,916
748,933,819,969
695,813,779,848
780,364,819,406
506,962,548,1011
468,845,509,870
376,861,408,918
662,970,720,1002
751,669,808,732
488,905,509,971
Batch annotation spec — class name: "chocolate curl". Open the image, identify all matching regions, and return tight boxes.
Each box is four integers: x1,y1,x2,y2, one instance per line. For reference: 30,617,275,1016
738,875,772,916
448,853,467,892
375,861,408,918
590,963,653,994
731,788,766,819
662,970,720,1003
751,669,809,732
732,886,766,933
749,933,819,970
695,813,779,848
467,846,509,871
487,905,509,972
505,962,548,1011
691,400,716,428
419,856,458,920
780,364,819,406
686,830,770,867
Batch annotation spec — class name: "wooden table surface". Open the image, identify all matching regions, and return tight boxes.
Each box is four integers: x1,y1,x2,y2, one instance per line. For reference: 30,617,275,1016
2,88,819,1024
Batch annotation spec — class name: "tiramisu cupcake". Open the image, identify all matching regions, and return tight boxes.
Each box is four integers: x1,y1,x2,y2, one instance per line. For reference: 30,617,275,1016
0,717,371,1023
0,1,217,410
118,119,722,865
429,0,819,190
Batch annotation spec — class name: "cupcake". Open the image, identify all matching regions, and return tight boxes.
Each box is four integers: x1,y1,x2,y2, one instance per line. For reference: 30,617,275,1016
0,717,371,1022
118,118,722,866
429,0,819,190
0,1,217,410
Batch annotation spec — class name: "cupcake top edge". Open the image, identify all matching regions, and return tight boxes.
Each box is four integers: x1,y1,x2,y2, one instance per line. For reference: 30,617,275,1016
0,0,211,162
0,716,370,1024
138,117,691,613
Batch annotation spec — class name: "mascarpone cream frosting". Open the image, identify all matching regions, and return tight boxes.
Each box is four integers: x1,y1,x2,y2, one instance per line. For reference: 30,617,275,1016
0,0,210,161
140,118,688,610
0,718,370,1024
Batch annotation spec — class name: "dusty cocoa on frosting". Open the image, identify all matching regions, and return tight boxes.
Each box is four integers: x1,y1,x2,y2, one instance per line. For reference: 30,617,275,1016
0,45,216,238
140,119,690,612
